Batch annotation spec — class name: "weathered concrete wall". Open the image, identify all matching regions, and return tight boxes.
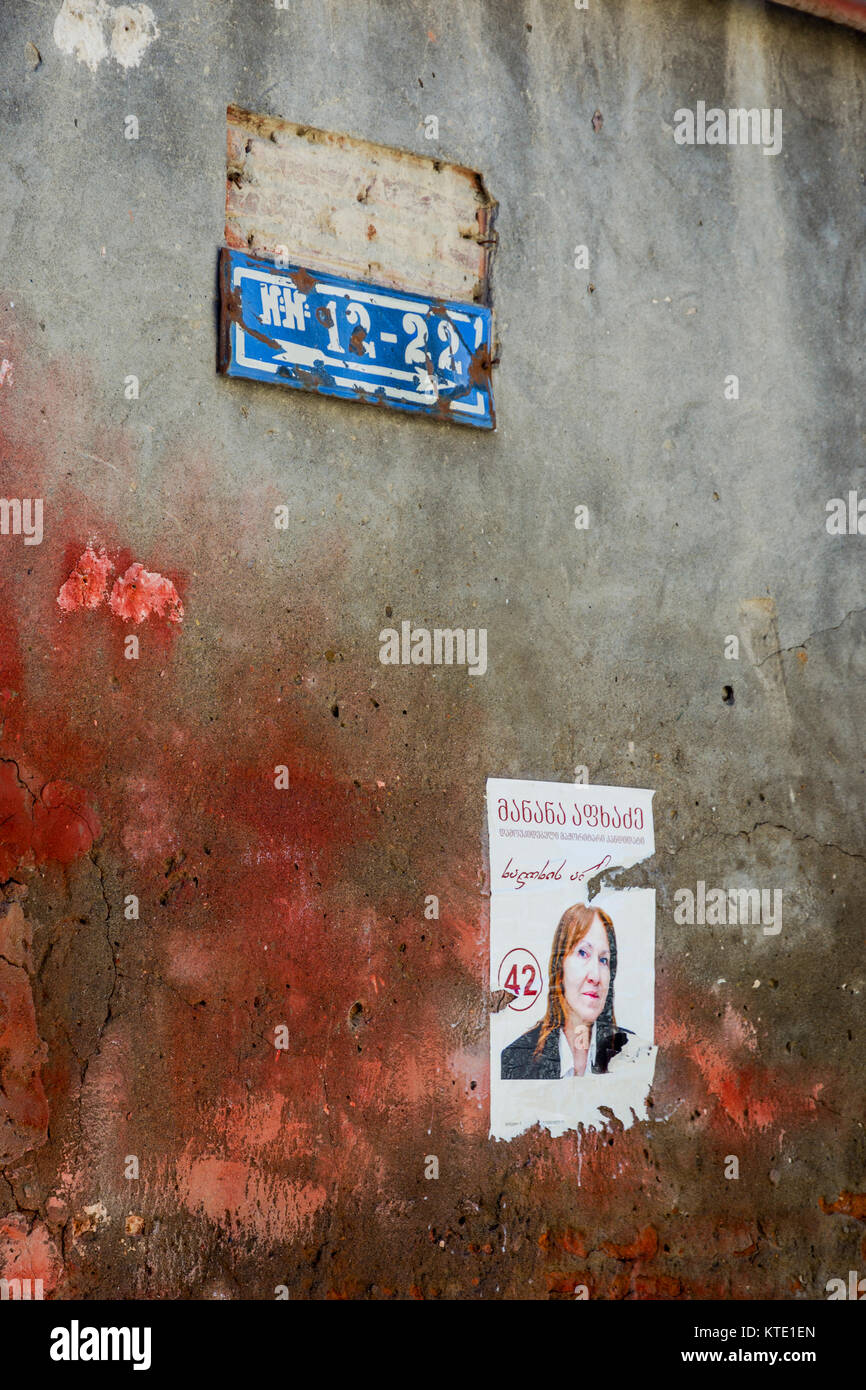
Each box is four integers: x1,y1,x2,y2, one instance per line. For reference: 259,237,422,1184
0,0,864,1299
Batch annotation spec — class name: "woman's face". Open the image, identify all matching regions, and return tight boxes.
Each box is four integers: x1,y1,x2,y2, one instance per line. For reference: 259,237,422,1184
562,915,611,1026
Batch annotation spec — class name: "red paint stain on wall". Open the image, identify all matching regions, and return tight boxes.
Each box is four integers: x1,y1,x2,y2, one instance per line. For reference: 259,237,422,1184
538,1226,588,1256
1,322,847,1299
171,1153,328,1244
57,549,184,624
120,774,180,863
0,1213,62,1294
656,997,823,1133
601,1225,659,1261
109,562,184,624
57,545,114,613
0,762,101,876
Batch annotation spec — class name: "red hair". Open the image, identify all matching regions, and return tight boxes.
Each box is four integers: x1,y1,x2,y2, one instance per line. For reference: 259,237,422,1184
534,903,617,1057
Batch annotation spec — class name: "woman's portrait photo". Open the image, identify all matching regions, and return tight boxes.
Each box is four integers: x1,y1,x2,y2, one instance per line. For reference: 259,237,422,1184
500,902,649,1080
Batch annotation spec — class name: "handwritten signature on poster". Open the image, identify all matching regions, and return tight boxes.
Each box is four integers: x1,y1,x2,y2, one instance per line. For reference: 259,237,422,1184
499,855,612,891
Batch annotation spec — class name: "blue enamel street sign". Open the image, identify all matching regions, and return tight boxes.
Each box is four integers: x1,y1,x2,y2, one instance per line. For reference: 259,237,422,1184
218,248,495,429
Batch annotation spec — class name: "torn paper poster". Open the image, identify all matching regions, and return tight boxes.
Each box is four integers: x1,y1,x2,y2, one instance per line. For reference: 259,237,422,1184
487,777,656,1141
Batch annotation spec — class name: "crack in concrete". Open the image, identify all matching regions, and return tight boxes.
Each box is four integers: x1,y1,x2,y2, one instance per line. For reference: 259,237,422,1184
755,605,866,667
665,820,866,864
153,975,202,1012
0,754,31,796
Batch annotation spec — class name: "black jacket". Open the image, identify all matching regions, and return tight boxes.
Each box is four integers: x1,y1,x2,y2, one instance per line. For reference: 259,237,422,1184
500,1020,634,1080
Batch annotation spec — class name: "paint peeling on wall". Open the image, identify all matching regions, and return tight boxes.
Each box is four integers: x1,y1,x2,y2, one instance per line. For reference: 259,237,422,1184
108,563,183,624
57,546,113,613
57,549,183,624
53,1,159,72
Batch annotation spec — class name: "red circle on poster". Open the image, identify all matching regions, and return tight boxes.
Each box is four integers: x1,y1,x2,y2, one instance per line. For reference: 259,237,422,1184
497,947,543,1012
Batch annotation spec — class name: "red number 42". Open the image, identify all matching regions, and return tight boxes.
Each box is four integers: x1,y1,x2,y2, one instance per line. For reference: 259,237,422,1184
504,963,537,998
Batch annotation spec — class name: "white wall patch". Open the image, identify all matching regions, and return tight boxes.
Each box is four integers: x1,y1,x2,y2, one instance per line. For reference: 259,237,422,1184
53,1,159,72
